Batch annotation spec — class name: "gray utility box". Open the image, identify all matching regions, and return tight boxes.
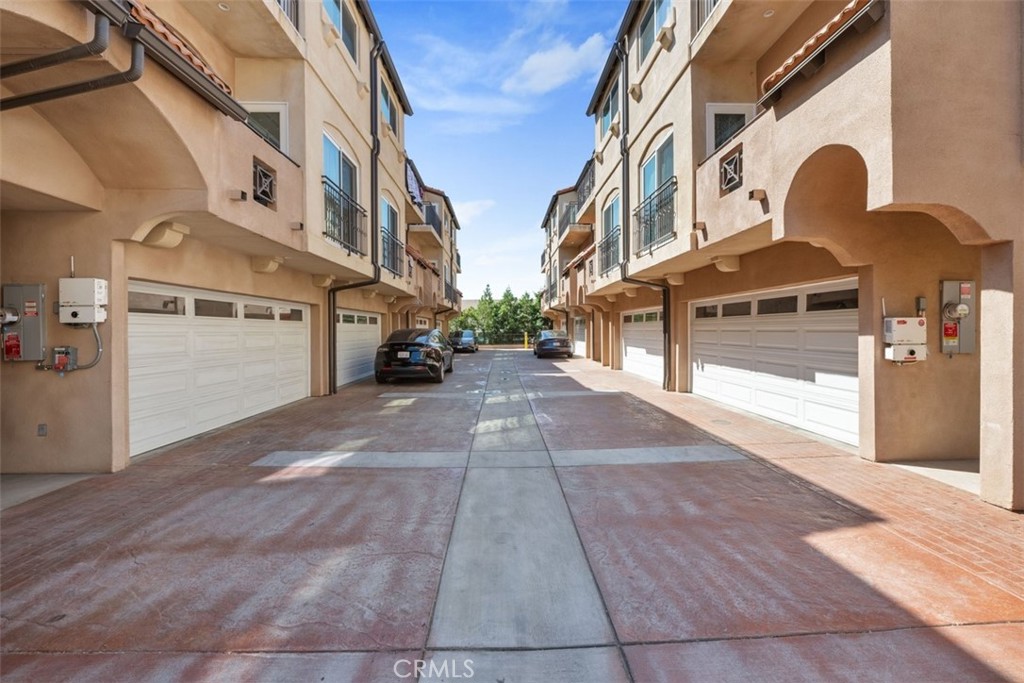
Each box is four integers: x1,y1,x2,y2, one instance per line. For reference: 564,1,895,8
2,283,47,361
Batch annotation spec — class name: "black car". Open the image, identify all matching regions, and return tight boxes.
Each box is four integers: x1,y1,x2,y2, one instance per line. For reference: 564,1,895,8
451,330,478,353
533,329,573,359
375,328,454,383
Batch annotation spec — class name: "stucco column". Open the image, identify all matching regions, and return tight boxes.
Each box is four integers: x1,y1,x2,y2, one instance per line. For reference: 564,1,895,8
980,242,1023,510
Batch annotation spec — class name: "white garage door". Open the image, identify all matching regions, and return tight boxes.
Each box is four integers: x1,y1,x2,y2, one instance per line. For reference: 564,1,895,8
691,279,859,445
574,316,587,357
128,282,310,456
622,309,664,384
336,309,381,387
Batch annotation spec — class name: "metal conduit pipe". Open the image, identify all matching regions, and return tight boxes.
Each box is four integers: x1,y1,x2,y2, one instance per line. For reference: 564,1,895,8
0,14,110,78
1,38,143,111
614,38,672,392
327,38,385,393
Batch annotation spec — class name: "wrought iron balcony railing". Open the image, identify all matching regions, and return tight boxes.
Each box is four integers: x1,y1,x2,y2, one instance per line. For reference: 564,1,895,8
278,0,299,31
576,159,595,206
598,227,621,275
322,177,366,254
424,204,443,238
633,177,677,254
444,281,456,302
693,0,721,37
559,201,579,237
382,230,404,276
541,249,547,269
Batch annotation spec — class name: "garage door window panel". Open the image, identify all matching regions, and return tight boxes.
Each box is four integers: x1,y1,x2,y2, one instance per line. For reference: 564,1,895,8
807,289,858,312
757,295,798,315
129,292,185,316
721,301,751,317
196,299,237,318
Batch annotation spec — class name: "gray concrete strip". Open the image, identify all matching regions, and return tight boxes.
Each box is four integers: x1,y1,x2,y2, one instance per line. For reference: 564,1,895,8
468,451,552,468
526,390,623,399
471,415,548,452
378,392,483,401
550,444,747,467
428,467,614,648
421,648,630,683
251,451,469,468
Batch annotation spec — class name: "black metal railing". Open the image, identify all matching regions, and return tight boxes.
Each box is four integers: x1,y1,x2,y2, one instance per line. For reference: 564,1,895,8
598,227,621,275
547,282,557,304
445,281,455,302
322,177,366,254
634,177,677,254
382,230,404,276
576,159,595,206
693,0,721,37
278,0,299,31
559,201,578,237
424,204,443,238
456,250,461,271
541,249,547,268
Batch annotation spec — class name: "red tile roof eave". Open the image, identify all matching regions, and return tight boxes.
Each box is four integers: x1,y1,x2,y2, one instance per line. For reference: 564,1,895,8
128,0,232,96
760,0,871,96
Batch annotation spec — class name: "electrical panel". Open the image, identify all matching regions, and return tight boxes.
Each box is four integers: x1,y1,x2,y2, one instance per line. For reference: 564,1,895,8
883,316,927,363
2,284,47,361
940,280,976,354
59,277,108,324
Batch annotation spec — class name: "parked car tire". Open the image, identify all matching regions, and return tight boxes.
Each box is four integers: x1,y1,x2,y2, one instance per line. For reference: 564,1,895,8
446,356,454,373
375,373,387,384
433,363,445,383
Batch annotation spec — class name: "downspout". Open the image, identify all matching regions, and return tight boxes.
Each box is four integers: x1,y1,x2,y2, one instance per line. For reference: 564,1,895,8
615,37,672,391
1,14,109,78
327,37,384,393
1,36,143,111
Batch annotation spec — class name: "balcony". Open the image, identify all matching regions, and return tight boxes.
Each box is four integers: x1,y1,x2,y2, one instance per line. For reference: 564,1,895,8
577,159,595,207
557,202,593,249
633,177,677,255
456,250,462,273
541,249,548,270
322,177,366,254
182,0,303,59
382,230,405,276
409,204,444,249
695,109,775,248
597,227,621,275
444,281,456,303
691,0,814,64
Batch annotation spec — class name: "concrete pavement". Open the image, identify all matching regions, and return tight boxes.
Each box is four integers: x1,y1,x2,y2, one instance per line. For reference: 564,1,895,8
2,349,1022,682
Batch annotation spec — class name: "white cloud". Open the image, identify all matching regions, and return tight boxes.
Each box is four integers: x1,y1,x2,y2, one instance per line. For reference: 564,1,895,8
451,199,496,227
501,34,609,96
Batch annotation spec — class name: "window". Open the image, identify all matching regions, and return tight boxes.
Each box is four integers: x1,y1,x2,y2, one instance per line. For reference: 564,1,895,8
381,83,397,131
323,133,356,199
642,135,674,200
706,103,756,156
599,81,619,138
341,313,356,323
324,0,358,61
694,304,718,319
244,102,288,154
638,0,668,63
244,304,275,320
381,198,398,235
757,296,798,315
721,301,751,317
807,288,859,311
602,195,621,237
278,308,304,321
195,299,237,318
128,291,185,315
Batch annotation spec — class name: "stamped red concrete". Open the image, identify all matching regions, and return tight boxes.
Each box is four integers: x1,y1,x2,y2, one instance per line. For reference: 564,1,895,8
3,350,1023,682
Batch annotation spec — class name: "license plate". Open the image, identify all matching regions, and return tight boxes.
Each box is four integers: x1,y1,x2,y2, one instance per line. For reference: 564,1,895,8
397,351,410,358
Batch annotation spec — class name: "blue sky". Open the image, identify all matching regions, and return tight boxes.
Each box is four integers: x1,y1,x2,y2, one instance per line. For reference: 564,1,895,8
371,0,626,300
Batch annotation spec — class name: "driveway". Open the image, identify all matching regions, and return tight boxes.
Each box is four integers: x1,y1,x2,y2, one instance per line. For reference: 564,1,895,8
2,349,1023,682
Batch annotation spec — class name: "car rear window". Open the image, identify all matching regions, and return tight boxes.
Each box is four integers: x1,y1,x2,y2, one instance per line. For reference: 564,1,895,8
386,328,432,343
461,331,475,340
539,330,568,340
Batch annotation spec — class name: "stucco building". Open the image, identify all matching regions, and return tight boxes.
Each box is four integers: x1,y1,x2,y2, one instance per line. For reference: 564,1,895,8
541,0,1023,510
0,0,460,470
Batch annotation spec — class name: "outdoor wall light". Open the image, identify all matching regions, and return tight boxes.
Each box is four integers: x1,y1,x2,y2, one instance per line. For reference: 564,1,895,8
748,189,767,201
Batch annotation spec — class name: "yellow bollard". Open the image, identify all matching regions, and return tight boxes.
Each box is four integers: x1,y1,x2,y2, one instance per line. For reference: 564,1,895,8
523,332,528,349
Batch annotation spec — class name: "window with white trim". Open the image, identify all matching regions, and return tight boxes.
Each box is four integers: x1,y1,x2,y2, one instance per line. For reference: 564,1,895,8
381,83,397,131
323,132,356,199
244,102,289,154
706,103,757,156
642,135,674,200
603,195,621,238
324,0,358,62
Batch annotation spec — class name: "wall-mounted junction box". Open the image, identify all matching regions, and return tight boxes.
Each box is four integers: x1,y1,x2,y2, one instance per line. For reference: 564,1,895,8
884,316,927,363
2,284,47,362
59,277,108,324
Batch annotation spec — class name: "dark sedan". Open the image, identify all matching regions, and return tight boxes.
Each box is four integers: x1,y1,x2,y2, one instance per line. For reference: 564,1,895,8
533,329,573,359
375,328,453,384
451,330,478,353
